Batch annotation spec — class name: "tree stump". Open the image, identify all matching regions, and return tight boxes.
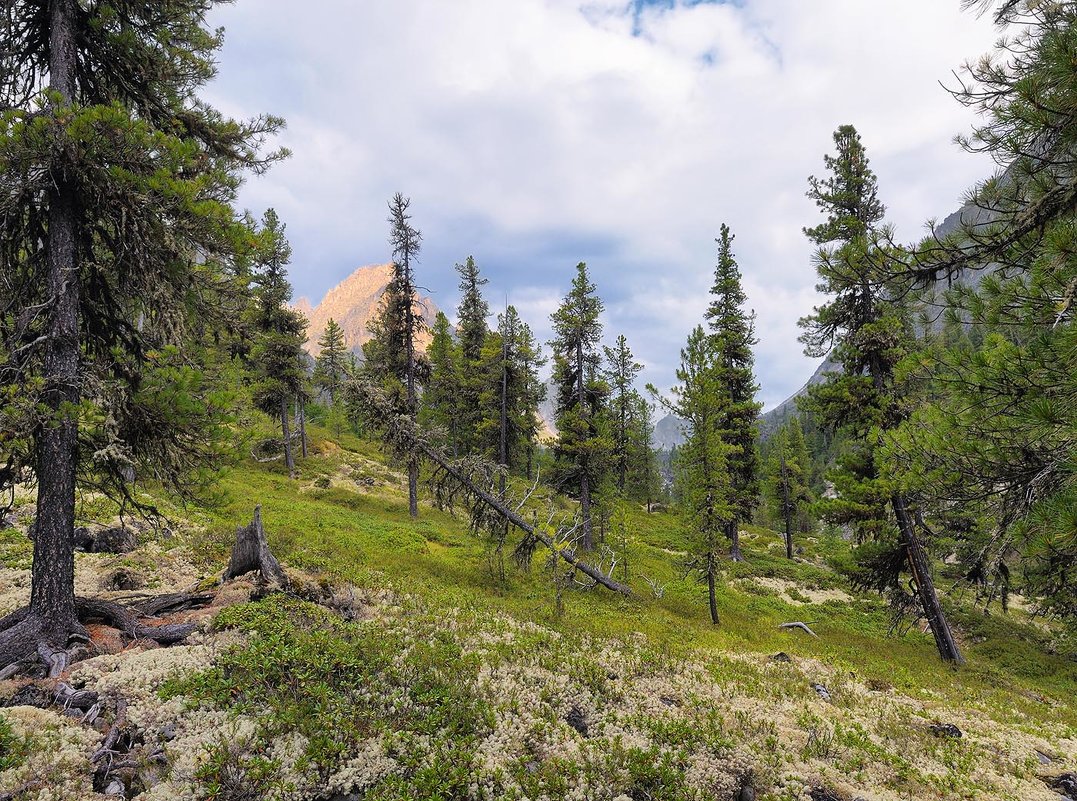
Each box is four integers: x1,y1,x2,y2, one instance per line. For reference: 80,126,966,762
223,506,288,587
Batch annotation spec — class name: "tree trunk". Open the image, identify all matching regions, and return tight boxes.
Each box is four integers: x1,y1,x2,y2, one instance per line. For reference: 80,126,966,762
892,494,964,665
780,453,793,559
223,505,288,586
404,259,418,519
727,520,743,562
297,399,308,458
30,0,80,641
279,397,295,478
576,337,593,549
707,556,719,625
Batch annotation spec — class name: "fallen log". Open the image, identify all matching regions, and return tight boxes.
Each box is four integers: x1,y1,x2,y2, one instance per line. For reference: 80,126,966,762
419,443,631,596
779,621,818,637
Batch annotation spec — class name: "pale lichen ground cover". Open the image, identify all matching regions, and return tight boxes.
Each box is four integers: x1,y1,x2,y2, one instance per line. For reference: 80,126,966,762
1,560,1073,800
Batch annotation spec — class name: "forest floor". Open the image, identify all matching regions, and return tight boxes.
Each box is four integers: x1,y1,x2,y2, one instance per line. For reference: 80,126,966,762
0,422,1074,800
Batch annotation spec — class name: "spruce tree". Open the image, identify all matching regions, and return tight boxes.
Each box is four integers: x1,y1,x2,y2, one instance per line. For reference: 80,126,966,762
656,326,732,624
249,209,308,480
0,0,283,668
705,224,761,561
422,311,461,455
627,392,663,510
315,318,349,403
550,263,609,550
517,318,548,480
799,125,963,664
764,418,813,559
363,193,427,518
604,335,643,494
455,256,490,455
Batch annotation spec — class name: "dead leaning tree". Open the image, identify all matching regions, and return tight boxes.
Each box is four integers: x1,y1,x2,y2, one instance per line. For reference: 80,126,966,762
346,376,631,596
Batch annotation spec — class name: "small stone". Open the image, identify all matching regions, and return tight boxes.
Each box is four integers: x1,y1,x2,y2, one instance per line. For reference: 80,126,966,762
738,787,756,801
101,567,142,591
929,722,962,739
1046,772,1077,798
92,526,137,554
1036,749,1056,765
160,722,177,741
104,779,125,796
770,651,792,663
73,526,94,551
811,683,831,702
565,704,589,737
808,787,843,801
659,695,679,707
0,512,17,530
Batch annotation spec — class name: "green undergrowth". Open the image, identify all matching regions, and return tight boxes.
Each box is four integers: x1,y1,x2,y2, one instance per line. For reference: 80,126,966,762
172,420,1077,739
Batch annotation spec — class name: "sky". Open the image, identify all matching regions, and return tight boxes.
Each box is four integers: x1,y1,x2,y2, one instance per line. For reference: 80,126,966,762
204,0,1002,409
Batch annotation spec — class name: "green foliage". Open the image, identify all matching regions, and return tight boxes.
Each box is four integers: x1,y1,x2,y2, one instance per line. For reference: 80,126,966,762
313,318,349,403
0,0,283,514
0,714,30,773
549,262,610,542
705,224,762,538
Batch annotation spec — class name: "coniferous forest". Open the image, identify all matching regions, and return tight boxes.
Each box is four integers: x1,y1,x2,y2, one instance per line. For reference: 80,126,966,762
0,2,1076,799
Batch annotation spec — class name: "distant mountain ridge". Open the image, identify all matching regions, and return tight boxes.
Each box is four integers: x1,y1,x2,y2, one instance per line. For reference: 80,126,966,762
295,263,439,358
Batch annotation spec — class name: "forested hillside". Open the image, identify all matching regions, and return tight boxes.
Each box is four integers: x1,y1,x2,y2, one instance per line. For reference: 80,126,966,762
1,1,1075,800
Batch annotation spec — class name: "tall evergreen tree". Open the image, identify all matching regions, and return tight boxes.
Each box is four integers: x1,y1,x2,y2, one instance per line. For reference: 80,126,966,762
314,318,348,403
363,193,427,518
249,209,308,479
455,256,491,455
550,263,609,550
799,125,963,664
884,1,1077,623
656,326,732,624
0,0,283,668
476,305,547,476
604,335,643,494
704,224,761,561
517,318,548,480
421,311,460,455
626,392,663,510
764,418,813,559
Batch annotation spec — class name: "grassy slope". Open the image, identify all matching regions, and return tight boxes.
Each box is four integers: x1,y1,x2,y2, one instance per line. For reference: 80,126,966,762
1,420,1074,800
192,424,1077,725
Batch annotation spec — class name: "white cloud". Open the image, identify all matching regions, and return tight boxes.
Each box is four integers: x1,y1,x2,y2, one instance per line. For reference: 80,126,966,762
206,0,1000,409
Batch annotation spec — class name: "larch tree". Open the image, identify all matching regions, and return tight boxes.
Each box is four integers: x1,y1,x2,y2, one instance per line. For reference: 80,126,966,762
249,209,308,480
704,224,761,561
654,326,732,625
604,334,643,495
315,317,349,404
550,262,609,550
0,0,283,669
799,124,963,664
363,193,427,518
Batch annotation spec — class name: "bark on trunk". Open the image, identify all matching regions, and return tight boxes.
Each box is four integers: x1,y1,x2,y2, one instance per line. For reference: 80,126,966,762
297,399,308,458
404,257,419,519
30,0,80,641
280,397,295,478
727,520,743,562
781,453,793,560
707,556,719,625
223,505,289,587
892,493,964,665
576,338,593,549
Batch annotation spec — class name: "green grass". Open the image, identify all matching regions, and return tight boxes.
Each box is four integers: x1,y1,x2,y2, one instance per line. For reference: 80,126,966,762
176,421,1077,738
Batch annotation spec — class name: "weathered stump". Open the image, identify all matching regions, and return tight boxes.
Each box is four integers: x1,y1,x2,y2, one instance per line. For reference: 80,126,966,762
223,505,288,587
